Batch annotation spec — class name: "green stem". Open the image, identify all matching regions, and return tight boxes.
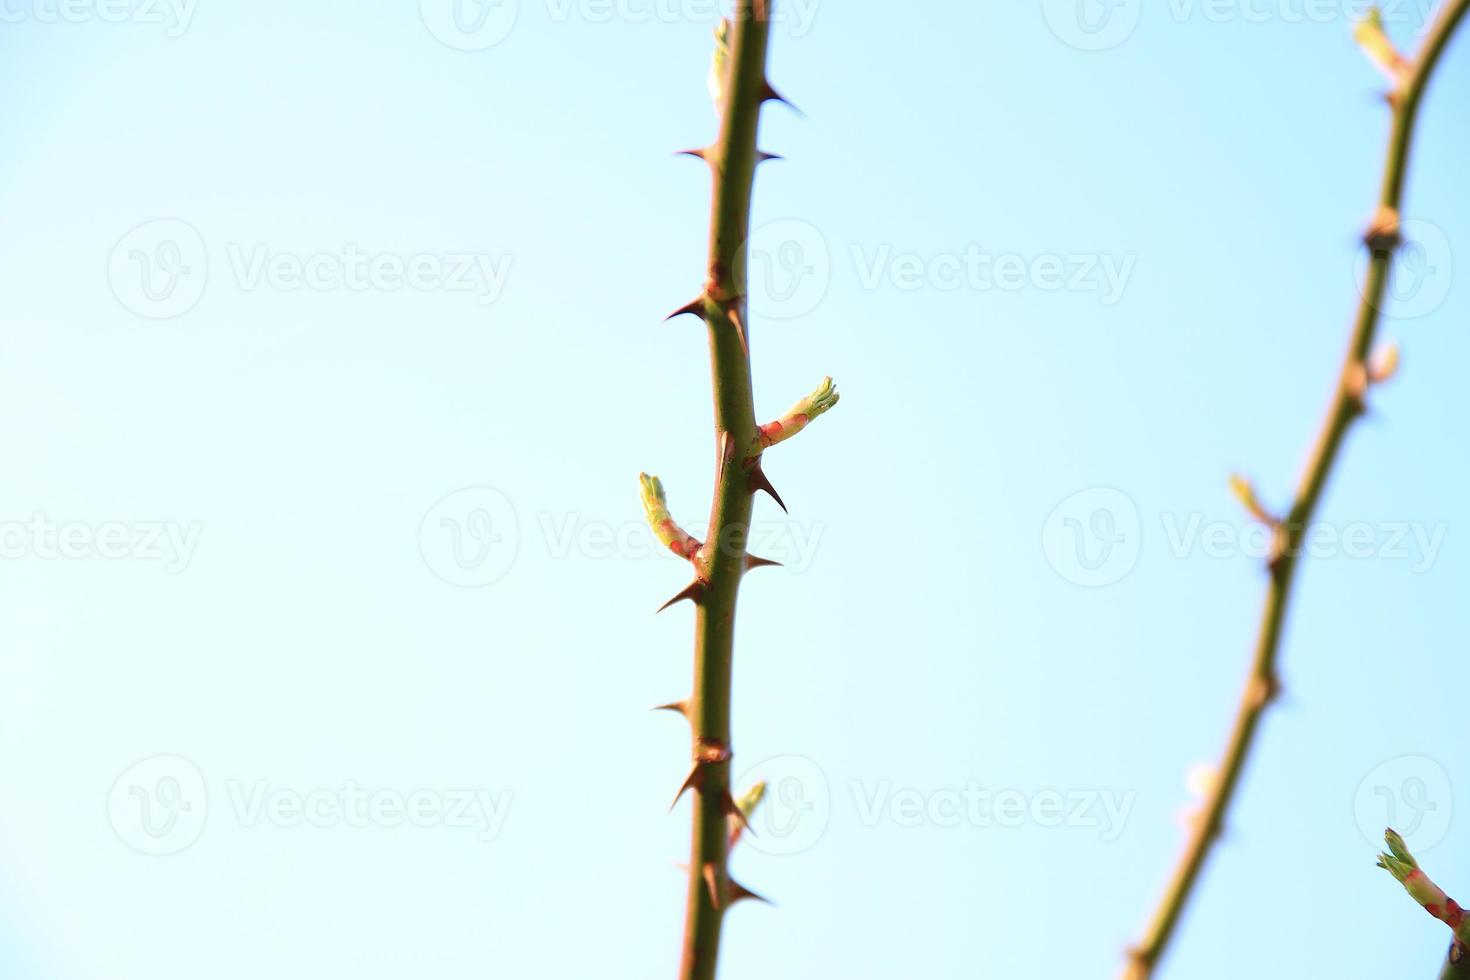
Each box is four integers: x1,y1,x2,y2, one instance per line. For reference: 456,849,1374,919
678,5,774,979
1441,942,1470,979
1123,4,1470,977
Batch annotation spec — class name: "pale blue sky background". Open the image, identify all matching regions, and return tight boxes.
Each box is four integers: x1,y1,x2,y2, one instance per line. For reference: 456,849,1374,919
1,1,1468,977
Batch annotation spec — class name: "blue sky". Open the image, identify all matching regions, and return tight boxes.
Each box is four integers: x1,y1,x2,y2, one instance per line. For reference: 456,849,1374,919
1,1,1468,977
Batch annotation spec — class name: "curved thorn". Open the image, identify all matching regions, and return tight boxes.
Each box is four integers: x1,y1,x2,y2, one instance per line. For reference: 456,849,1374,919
759,81,803,116
748,466,787,513
722,790,754,836
727,878,772,907
676,147,713,162
653,700,690,718
670,764,704,812
666,298,708,322
657,580,705,614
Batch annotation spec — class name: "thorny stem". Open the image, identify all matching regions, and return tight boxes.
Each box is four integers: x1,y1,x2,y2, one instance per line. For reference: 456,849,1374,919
674,4,777,979
1123,4,1470,977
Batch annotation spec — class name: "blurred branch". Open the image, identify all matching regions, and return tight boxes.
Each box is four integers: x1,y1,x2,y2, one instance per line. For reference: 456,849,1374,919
1122,3,1470,977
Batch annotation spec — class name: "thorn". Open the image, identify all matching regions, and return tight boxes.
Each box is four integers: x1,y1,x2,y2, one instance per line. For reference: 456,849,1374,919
727,306,749,357
722,790,754,835
670,764,704,812
657,580,705,614
759,81,803,116
652,700,689,718
748,466,787,513
676,147,713,162
726,878,772,907
666,297,708,322
702,863,722,910
755,150,783,164
744,554,782,571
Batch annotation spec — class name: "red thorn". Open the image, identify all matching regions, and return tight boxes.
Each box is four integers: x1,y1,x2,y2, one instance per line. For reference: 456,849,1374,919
726,878,772,907
702,863,722,910
652,700,689,718
666,298,708,322
722,790,754,836
670,764,704,812
744,554,782,571
676,147,713,162
657,580,705,614
759,81,803,116
748,466,787,513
